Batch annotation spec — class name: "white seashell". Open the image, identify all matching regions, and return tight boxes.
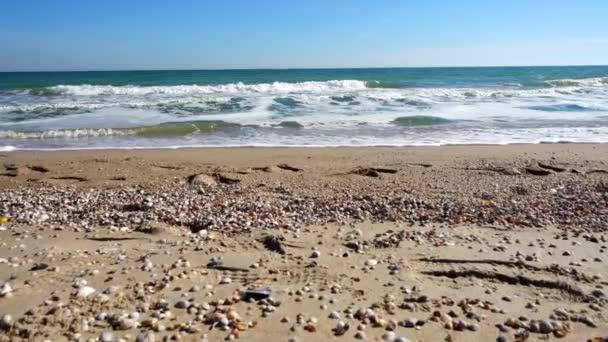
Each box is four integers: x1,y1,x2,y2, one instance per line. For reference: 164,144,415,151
0,283,12,297
135,332,155,342
117,318,137,330
328,311,340,319
77,286,96,298
381,331,396,341
98,331,114,342
365,259,378,267
394,338,411,342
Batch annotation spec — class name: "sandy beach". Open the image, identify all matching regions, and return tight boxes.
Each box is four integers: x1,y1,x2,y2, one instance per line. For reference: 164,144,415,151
1,144,607,341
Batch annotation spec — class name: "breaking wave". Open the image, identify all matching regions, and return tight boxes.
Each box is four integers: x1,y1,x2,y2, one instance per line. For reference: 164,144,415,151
544,77,608,87
25,80,370,96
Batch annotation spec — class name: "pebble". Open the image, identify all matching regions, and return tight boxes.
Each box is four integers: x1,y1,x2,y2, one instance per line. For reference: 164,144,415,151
0,314,12,331
333,321,349,336
591,289,605,298
175,298,190,309
402,318,417,328
354,331,367,340
328,311,340,319
311,250,321,258
76,286,96,298
382,332,396,341
365,259,378,267
98,332,114,342
0,283,12,297
135,332,155,342
220,277,232,284
394,338,410,342
539,320,553,334
118,318,137,330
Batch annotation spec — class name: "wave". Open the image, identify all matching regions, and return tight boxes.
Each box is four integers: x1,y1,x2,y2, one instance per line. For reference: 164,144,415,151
365,80,401,89
0,128,132,140
391,115,452,127
0,120,239,140
544,76,608,87
526,104,601,112
25,80,370,96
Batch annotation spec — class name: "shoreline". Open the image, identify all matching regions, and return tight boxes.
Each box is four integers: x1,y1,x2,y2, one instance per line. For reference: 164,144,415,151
2,140,608,153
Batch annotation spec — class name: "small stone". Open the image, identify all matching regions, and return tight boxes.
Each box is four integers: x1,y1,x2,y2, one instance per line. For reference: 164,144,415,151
220,277,232,285
381,331,396,341
118,318,137,330
175,298,190,309
135,332,155,342
0,314,12,331
365,259,378,267
98,332,114,342
354,331,367,340
539,320,553,334
311,250,321,258
402,318,417,328
0,283,12,297
496,336,507,342
76,286,96,298
328,311,340,319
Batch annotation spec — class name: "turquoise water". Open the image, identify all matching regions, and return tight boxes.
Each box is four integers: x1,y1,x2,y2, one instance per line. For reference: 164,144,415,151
1,66,608,149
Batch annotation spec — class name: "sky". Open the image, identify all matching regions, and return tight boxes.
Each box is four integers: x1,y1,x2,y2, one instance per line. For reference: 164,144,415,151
1,0,608,71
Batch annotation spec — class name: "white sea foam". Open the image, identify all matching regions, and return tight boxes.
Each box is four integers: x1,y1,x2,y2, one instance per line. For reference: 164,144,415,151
41,80,369,96
0,128,131,140
2,76,608,149
544,77,608,87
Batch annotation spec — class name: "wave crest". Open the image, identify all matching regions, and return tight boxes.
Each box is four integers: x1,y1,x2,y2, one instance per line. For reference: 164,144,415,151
544,77,608,87
30,80,370,96
0,128,131,140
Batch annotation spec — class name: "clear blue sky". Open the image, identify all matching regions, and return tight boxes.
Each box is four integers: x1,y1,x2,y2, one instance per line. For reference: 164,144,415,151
1,0,607,71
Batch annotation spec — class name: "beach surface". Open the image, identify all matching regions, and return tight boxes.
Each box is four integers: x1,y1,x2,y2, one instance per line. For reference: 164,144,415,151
1,144,607,341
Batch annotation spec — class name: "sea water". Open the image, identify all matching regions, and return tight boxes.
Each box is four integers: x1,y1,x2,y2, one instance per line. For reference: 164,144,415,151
1,66,608,150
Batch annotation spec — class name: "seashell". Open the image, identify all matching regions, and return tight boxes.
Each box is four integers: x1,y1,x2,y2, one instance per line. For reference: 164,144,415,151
303,322,316,332
98,332,114,342
174,298,189,309
333,321,349,336
0,314,12,331
0,283,13,297
402,318,417,328
135,332,155,342
381,332,396,341
76,286,95,299
505,317,519,329
234,322,247,331
354,331,367,340
539,320,554,334
365,259,378,267
227,310,241,321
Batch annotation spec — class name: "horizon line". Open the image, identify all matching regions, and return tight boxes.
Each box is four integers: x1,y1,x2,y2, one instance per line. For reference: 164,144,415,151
2,63,608,73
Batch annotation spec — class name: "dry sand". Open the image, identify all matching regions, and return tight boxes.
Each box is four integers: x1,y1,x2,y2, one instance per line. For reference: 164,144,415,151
1,144,607,341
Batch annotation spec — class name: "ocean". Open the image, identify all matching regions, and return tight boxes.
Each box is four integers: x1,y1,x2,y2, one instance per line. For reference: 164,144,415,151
1,66,608,150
